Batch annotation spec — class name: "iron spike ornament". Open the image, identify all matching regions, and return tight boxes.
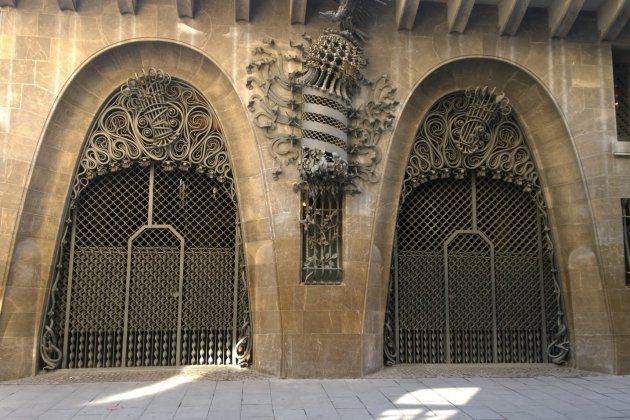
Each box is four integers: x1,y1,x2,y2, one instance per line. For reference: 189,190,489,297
246,1,397,196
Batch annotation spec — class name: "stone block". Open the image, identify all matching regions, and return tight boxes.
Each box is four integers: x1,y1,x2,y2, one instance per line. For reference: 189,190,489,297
0,59,35,84
252,310,281,334
614,336,630,374
13,36,50,60
361,332,383,375
249,262,278,289
304,286,352,312
611,312,630,335
252,286,279,312
0,337,35,380
252,332,281,376
573,335,615,373
280,310,303,334
282,333,362,378
279,285,305,311
571,311,612,336
0,310,39,338
242,218,272,243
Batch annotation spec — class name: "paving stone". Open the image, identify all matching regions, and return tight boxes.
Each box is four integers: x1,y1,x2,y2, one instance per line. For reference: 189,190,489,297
331,396,365,409
36,409,80,419
241,403,273,417
173,404,210,419
337,408,373,419
106,407,146,419
138,413,175,420
274,408,308,419
206,410,241,419
460,406,504,419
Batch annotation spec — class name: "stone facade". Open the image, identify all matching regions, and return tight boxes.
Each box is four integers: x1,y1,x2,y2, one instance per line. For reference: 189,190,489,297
0,0,629,380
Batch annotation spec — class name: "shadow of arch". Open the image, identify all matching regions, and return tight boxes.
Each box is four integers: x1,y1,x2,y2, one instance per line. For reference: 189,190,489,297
0,39,280,379
364,56,613,374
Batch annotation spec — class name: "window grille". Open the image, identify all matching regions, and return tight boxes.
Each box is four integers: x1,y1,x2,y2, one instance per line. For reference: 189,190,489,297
613,51,630,141
622,199,630,286
301,190,342,284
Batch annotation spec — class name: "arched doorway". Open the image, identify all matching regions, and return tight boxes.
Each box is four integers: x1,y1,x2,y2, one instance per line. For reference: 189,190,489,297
39,69,251,369
384,88,569,365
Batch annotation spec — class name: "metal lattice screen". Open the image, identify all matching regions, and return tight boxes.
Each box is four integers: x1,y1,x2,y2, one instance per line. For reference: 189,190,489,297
54,163,242,368
301,190,343,284
393,174,558,364
614,61,630,141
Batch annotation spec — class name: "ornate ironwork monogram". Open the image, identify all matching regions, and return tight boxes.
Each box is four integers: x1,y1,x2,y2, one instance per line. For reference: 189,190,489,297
40,70,252,370
120,69,183,148
385,89,570,366
247,2,396,283
453,87,511,154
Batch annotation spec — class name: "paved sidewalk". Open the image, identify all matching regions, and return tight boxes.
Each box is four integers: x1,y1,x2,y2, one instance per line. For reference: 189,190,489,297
1,366,629,419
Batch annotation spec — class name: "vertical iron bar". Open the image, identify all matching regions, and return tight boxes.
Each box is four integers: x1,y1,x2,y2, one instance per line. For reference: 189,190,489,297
148,163,155,226
177,234,184,366
489,242,497,363
122,233,134,367
62,211,78,369
623,199,630,286
471,172,477,230
443,239,450,363
319,193,324,280
393,232,400,364
231,219,241,365
537,215,548,363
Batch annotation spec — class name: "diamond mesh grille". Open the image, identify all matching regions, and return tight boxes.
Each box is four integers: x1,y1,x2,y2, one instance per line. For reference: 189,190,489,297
302,129,347,150
303,112,346,131
57,163,243,369
394,174,552,364
614,61,630,141
302,94,347,114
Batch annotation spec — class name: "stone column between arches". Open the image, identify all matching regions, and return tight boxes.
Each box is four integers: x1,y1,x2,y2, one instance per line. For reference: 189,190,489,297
364,58,615,374
0,40,281,380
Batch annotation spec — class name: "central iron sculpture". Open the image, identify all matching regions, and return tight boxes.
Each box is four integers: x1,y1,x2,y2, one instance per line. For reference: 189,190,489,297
247,0,397,283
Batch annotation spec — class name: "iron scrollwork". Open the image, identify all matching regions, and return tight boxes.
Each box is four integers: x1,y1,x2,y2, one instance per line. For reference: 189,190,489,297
40,69,252,370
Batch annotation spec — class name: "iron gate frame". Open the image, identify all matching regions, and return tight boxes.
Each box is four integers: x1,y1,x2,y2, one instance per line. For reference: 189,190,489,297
443,229,496,363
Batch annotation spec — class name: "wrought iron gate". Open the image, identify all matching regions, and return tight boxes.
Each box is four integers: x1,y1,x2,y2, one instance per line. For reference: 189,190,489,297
384,88,569,365
40,70,251,369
